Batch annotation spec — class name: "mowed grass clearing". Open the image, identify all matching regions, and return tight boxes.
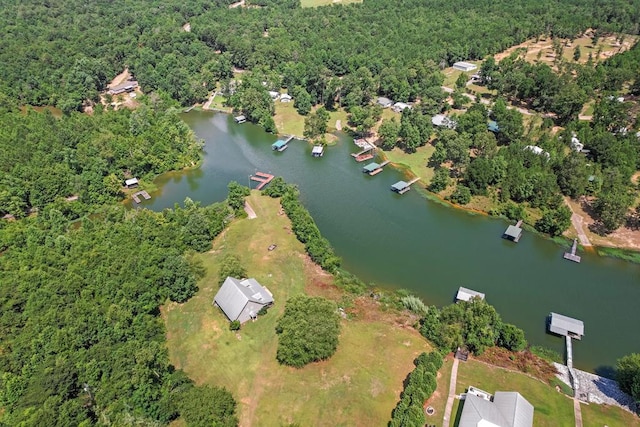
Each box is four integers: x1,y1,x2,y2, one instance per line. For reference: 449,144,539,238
163,192,432,426
382,144,436,185
452,359,575,427
581,400,640,427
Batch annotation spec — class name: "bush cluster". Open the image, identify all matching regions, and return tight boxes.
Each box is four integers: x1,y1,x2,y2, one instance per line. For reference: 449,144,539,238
389,351,443,427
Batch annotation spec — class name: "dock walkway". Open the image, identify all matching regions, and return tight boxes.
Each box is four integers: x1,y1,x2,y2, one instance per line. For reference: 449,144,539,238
564,239,581,263
132,190,151,204
250,172,274,190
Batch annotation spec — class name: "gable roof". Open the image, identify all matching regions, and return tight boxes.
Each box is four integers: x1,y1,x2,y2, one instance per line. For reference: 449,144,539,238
460,391,534,427
214,277,274,321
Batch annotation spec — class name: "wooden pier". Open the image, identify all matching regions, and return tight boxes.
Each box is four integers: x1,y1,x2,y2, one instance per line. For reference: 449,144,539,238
132,190,151,204
390,177,420,195
250,172,274,190
363,160,390,176
563,239,581,263
351,146,376,162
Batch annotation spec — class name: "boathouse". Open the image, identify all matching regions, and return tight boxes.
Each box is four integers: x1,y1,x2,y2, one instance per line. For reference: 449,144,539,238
213,277,274,324
125,178,139,188
391,181,409,193
234,115,246,124
311,145,324,157
503,222,523,242
362,162,380,173
272,139,288,151
548,312,584,340
456,287,485,302
453,61,478,72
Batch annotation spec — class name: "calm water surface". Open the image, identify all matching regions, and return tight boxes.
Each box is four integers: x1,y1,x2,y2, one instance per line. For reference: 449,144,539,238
142,111,640,374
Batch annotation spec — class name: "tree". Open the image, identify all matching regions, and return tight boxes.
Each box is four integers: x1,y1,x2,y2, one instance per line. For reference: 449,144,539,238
293,86,312,115
573,45,582,62
497,323,527,352
227,181,250,213
303,107,330,140
534,206,571,237
218,254,247,285
592,186,634,233
177,385,238,427
455,73,468,90
379,118,400,150
616,353,640,402
276,296,340,367
449,185,471,205
429,168,450,192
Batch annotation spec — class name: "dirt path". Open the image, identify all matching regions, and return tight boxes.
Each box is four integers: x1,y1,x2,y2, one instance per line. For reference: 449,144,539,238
573,399,583,427
335,119,342,131
203,92,217,110
229,0,244,8
564,198,592,247
442,357,459,427
244,201,257,219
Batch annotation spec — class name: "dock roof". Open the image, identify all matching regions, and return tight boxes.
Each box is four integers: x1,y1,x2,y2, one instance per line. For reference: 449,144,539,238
549,312,584,337
312,145,324,154
504,225,522,239
272,139,287,149
456,287,485,302
363,162,380,172
391,181,408,191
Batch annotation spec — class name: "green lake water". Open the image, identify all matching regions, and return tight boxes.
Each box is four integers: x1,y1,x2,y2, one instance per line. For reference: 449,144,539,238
141,111,640,375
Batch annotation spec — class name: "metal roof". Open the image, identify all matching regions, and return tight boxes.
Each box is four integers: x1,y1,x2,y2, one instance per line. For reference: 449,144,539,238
363,162,380,172
391,181,408,191
214,277,274,321
453,61,478,70
488,121,500,132
504,225,522,238
125,178,139,186
432,114,457,129
459,391,534,427
456,287,485,302
550,312,584,336
377,97,393,106
272,140,287,148
312,145,324,153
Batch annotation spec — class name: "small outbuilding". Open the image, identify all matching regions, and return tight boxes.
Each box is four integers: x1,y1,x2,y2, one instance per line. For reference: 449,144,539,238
392,102,410,112
280,93,292,103
311,145,324,157
548,312,584,340
125,178,139,188
487,121,500,133
377,97,394,108
453,61,478,72
213,277,274,324
268,91,280,100
456,287,485,302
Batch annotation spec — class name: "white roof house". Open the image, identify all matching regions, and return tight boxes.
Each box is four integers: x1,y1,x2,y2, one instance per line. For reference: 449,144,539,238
392,102,411,112
453,61,478,72
570,134,584,152
280,93,292,102
456,287,485,302
268,91,280,100
460,388,534,427
548,312,584,340
124,178,139,188
214,277,274,324
524,145,550,159
432,114,457,129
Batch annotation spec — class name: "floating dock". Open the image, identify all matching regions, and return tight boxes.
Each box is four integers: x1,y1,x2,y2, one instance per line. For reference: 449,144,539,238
390,177,420,195
503,220,523,242
250,172,274,190
132,190,151,204
563,239,581,263
362,160,390,176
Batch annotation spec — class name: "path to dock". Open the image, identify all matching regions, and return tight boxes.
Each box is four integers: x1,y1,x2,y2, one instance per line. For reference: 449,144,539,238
407,177,420,186
203,92,218,110
564,198,593,247
442,357,460,427
574,399,583,427
335,119,342,130
244,201,257,219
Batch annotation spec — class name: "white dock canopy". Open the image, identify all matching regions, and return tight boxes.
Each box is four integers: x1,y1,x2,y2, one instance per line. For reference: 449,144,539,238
549,312,584,340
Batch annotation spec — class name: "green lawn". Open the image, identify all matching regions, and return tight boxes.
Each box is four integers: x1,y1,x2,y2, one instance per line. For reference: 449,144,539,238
382,145,436,185
300,0,362,7
274,100,305,137
163,192,432,426
581,401,640,427
453,360,575,427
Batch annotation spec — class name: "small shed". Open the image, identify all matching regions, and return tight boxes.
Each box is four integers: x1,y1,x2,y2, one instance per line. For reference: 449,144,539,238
456,287,485,302
548,312,584,340
503,224,522,242
268,91,280,100
377,97,394,108
213,277,274,324
453,61,477,72
125,178,139,188
234,115,247,124
311,145,324,157
280,93,292,103
362,162,380,173
392,102,410,112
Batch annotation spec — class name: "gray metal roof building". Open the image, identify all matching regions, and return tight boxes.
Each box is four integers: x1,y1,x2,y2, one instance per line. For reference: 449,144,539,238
549,312,584,340
214,277,274,324
456,286,485,302
503,225,522,242
460,389,534,427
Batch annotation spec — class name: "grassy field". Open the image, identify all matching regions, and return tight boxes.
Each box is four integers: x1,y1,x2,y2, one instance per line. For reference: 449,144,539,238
381,145,436,184
581,401,640,427
453,360,575,427
163,192,432,426
274,100,305,137
301,0,362,7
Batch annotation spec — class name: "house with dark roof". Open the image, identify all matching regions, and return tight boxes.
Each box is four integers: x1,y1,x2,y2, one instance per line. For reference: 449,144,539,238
213,277,274,323
460,386,534,427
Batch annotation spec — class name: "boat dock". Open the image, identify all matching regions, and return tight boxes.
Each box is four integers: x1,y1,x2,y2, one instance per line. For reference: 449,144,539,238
250,172,274,190
132,190,151,204
563,239,581,263
351,146,376,162
390,177,420,194
503,220,523,242
362,160,390,176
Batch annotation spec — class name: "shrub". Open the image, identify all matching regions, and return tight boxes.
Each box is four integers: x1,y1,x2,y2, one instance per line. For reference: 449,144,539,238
449,185,472,205
401,295,429,316
276,296,340,367
218,254,247,285
229,320,241,331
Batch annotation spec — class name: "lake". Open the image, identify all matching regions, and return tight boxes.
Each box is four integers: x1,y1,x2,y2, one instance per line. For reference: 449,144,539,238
141,111,640,375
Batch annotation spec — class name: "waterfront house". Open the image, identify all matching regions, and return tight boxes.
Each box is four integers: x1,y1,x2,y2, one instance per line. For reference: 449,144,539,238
392,102,410,112
487,121,500,133
268,91,280,100
459,386,534,427
213,277,274,324
548,312,584,340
